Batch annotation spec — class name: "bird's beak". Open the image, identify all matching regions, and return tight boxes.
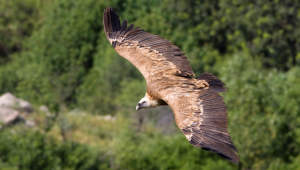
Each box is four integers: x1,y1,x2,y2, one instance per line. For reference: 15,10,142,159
136,103,141,111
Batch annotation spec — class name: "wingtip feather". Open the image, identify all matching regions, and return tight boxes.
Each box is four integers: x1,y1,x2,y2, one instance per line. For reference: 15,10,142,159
103,6,121,34
201,145,240,164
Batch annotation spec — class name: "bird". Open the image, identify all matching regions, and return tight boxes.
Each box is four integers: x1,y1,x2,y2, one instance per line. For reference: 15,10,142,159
103,6,240,164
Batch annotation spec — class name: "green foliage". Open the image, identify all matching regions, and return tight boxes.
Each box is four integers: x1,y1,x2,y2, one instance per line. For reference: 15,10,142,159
0,127,107,170
164,0,300,70
0,0,40,64
216,53,300,169
1,0,106,111
111,121,236,170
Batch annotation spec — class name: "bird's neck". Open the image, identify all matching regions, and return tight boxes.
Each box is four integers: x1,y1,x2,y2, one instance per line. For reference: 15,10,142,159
145,92,167,107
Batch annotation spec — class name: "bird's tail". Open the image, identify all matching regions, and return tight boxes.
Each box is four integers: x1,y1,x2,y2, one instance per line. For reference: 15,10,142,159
196,72,227,93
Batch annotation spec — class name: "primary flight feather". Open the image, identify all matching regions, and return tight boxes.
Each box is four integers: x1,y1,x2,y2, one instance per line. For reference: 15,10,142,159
103,6,240,164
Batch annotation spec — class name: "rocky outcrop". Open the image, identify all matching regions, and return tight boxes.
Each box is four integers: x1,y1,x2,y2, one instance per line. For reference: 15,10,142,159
0,93,33,113
0,93,34,125
0,107,20,124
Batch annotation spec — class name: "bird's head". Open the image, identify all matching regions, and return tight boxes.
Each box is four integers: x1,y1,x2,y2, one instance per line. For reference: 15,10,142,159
136,97,151,111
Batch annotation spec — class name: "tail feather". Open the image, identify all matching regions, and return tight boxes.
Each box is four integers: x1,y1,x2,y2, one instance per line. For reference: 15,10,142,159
196,72,227,93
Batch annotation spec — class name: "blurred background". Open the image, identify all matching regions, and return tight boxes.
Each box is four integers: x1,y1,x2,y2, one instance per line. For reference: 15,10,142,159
0,0,300,169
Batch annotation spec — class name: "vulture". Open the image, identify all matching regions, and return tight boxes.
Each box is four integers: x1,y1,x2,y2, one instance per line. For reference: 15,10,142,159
103,7,240,164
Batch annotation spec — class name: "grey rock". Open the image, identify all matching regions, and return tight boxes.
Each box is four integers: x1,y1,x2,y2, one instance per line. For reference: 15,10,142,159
0,107,20,124
0,93,33,113
97,115,116,121
39,105,52,116
25,120,35,126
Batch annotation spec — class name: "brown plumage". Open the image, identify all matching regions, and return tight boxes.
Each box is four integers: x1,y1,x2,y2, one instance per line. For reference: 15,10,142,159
103,7,240,164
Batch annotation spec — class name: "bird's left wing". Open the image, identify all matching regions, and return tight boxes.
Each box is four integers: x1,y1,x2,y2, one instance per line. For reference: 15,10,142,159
103,7,194,84
156,82,240,163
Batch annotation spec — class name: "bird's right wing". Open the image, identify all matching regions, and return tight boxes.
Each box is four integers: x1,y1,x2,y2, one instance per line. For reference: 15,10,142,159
103,7,194,84
157,82,239,163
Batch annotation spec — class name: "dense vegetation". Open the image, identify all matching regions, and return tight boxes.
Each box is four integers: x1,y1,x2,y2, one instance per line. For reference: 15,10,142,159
1,0,300,169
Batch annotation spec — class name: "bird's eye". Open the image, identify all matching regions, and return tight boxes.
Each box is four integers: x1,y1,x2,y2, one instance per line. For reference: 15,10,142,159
142,101,146,105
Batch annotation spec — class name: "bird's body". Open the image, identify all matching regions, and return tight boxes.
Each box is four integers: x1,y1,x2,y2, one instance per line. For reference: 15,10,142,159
103,7,240,164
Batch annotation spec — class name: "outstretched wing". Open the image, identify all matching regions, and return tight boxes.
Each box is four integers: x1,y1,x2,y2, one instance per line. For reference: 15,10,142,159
103,7,194,84
155,80,239,164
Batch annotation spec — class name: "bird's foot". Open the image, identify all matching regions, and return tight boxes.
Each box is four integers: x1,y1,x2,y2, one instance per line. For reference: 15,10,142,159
196,80,209,88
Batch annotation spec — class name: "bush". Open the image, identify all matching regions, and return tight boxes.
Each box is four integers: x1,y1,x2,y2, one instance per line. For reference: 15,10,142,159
216,53,300,169
111,117,236,170
0,126,108,170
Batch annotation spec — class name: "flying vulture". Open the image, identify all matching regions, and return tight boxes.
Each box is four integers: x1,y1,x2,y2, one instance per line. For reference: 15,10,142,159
103,7,240,164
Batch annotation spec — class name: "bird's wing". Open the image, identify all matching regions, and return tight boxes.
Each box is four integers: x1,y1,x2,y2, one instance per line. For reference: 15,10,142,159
154,79,239,163
103,7,194,84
